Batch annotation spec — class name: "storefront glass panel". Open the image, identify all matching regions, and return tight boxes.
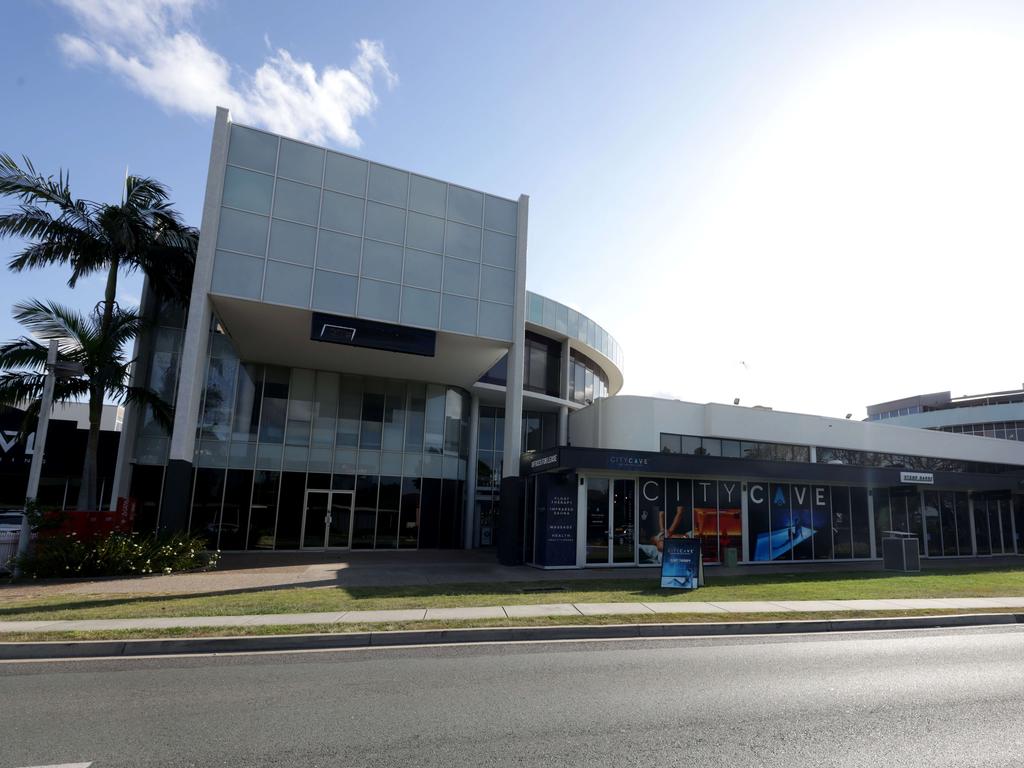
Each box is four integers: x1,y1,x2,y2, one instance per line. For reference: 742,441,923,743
586,478,610,564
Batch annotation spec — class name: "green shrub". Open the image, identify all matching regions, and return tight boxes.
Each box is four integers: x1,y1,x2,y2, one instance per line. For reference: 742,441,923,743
14,531,219,579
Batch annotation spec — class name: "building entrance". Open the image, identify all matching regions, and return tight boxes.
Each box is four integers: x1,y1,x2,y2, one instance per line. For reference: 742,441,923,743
583,477,636,566
301,490,355,549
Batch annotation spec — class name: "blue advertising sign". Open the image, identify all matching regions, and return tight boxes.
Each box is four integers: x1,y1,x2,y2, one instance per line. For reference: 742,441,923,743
660,538,702,589
535,473,577,567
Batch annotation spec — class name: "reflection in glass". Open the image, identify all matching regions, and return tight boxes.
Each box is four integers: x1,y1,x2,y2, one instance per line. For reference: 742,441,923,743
586,478,610,564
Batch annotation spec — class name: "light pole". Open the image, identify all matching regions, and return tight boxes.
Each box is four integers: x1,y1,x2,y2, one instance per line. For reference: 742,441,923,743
15,340,84,577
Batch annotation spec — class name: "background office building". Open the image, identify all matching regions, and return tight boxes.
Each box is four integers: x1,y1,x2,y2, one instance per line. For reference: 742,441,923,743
868,388,1024,441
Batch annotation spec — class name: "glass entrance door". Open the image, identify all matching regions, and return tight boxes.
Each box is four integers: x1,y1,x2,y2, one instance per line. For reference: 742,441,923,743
584,477,636,566
302,490,354,549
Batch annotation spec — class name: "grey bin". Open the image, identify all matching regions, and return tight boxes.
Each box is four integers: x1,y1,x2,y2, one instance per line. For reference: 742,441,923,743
882,537,921,572
723,547,739,568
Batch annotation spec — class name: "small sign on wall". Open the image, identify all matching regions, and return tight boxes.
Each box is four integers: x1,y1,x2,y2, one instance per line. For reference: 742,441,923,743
899,471,934,485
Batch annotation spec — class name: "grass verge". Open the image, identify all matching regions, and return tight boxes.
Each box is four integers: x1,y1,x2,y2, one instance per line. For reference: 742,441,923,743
3,566,1024,621
0,608,1019,643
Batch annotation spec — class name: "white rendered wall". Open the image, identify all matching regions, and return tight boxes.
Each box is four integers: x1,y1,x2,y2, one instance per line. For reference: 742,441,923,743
570,396,1024,466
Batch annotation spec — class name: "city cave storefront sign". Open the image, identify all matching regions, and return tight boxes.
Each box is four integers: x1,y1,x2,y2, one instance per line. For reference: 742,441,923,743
608,455,650,469
899,471,934,485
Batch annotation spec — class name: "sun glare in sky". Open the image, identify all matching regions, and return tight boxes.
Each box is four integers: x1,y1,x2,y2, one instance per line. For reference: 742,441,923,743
626,21,1024,417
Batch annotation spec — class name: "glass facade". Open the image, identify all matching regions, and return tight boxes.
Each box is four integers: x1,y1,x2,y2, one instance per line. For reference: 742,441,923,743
937,421,1024,441
560,475,1018,568
214,124,519,341
139,325,470,550
567,350,608,404
525,290,623,370
660,433,811,463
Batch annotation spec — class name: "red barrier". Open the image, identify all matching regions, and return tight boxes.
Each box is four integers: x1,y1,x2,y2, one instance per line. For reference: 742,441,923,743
41,498,136,540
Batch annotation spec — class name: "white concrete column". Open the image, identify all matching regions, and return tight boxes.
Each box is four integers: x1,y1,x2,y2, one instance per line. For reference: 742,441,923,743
108,278,154,510
558,337,570,446
464,393,480,549
163,106,231,530
501,195,529,477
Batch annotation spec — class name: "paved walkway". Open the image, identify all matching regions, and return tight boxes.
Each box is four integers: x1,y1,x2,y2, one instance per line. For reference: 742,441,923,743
4,596,1024,634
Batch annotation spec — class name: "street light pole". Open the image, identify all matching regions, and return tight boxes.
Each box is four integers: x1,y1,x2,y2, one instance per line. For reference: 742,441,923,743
15,339,58,576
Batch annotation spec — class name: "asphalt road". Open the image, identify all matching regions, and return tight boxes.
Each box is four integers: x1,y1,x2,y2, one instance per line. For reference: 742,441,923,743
3,626,1024,767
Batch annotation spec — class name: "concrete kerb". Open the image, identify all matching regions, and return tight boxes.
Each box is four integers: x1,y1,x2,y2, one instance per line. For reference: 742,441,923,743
1,612,1022,661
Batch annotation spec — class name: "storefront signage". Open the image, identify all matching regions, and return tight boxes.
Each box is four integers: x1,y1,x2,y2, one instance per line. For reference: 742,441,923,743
660,538,702,589
531,454,558,469
534,473,577,567
899,471,934,485
608,454,649,469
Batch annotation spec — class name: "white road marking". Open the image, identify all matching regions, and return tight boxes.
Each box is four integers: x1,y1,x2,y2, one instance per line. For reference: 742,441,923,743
18,763,92,768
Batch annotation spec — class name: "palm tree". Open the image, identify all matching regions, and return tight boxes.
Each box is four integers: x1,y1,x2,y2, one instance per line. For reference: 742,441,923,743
0,300,173,510
0,155,197,509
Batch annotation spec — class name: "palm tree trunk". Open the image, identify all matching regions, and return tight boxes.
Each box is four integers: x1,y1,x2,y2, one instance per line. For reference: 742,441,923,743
76,385,103,510
76,258,119,511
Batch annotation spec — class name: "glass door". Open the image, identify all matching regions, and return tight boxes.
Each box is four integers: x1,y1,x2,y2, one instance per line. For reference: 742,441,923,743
584,477,637,566
612,479,636,563
302,490,354,549
585,478,610,564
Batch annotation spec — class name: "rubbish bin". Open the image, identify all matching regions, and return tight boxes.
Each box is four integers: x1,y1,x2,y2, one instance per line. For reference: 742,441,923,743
723,547,738,568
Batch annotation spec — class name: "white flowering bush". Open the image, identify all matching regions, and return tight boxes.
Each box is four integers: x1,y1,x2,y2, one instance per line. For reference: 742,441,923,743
14,531,220,579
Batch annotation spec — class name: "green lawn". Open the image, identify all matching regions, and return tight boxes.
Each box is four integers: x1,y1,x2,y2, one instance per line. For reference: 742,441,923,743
2,566,1024,621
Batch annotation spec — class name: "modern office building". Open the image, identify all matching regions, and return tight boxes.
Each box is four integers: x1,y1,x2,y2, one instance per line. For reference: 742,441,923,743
111,108,1024,568
111,107,623,552
868,388,1024,441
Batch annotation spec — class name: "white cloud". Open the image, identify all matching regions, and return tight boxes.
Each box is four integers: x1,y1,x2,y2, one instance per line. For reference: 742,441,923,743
54,0,396,147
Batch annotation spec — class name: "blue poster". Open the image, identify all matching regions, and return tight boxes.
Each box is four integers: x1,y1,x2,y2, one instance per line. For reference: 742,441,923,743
660,538,702,589
535,473,577,567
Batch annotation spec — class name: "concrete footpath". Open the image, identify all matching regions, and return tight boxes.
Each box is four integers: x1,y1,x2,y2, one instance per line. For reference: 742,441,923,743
6,596,1024,634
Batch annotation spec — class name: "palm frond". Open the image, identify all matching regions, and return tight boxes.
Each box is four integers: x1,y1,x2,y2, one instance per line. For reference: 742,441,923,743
0,371,48,406
11,299,94,351
0,337,48,372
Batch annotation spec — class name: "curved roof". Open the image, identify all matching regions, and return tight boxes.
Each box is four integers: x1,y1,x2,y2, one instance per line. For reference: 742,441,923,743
526,291,624,394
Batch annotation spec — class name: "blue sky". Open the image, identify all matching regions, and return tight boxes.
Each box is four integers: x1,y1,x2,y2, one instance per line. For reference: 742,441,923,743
4,0,1024,417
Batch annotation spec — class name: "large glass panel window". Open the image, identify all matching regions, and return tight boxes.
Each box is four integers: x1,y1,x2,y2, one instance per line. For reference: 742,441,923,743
399,477,420,548
220,470,253,550
375,475,401,548
258,366,290,444
424,384,445,454
311,372,339,449
359,383,386,449
405,383,426,452
352,475,379,549
523,332,560,396
274,472,305,549
382,381,407,451
284,369,314,446
850,487,871,557
247,470,279,549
